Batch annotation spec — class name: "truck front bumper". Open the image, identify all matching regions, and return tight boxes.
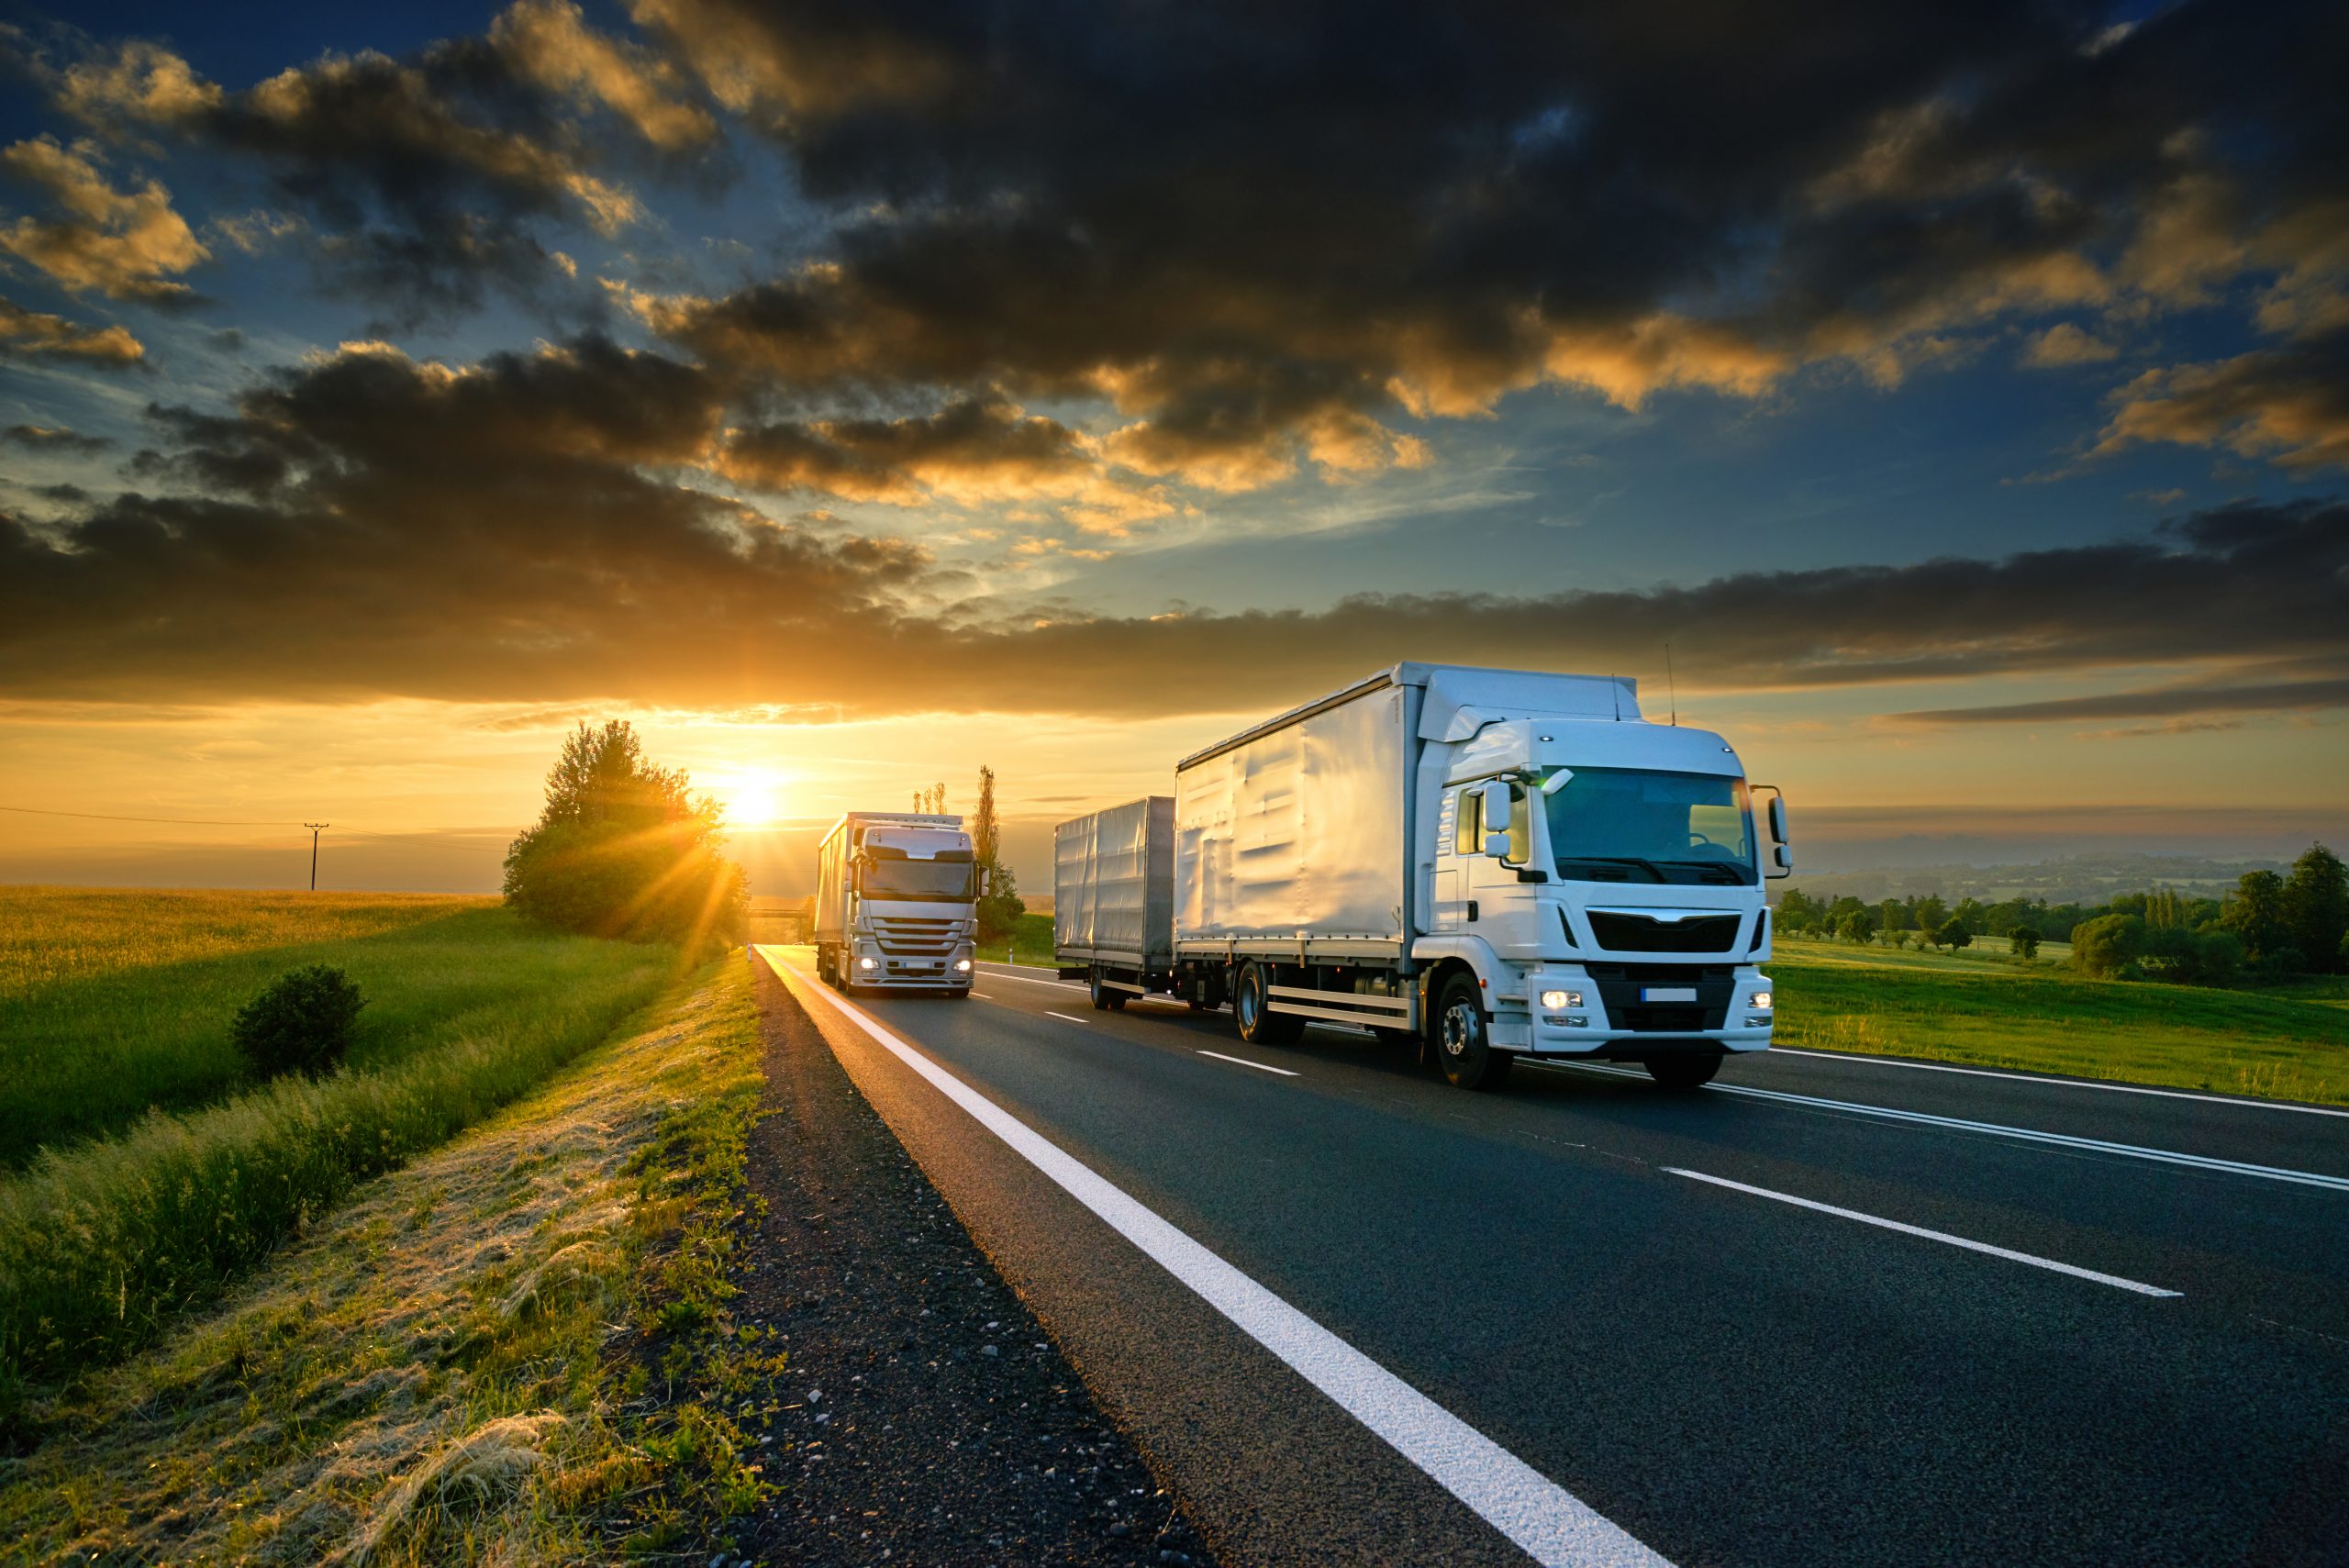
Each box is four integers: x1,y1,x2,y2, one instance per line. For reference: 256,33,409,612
850,948,976,987
1520,964,1773,1055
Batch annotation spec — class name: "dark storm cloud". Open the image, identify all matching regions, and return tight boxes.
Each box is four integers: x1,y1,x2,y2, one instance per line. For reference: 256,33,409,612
2092,331,2349,473
1891,680,2349,727
16,8,715,317
621,0,2349,479
2,334,2341,717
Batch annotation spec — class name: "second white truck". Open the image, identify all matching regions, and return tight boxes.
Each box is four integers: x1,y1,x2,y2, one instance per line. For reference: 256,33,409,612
814,811,981,996
1053,662,1790,1088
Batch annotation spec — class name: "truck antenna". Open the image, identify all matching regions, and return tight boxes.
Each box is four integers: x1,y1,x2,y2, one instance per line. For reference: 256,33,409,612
1610,674,1621,722
1665,642,1677,727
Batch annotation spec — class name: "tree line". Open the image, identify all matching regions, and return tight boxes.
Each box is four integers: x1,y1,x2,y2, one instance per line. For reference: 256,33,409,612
1774,842,2349,987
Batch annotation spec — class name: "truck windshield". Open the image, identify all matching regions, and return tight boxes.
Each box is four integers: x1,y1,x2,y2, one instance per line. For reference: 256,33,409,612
1540,768,1756,886
860,857,976,901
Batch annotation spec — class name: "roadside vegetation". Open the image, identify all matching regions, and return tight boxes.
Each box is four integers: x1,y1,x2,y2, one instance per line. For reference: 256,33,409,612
1776,841,2349,987
0,955,772,1564
974,909,1058,967
2,723,758,1416
1768,938,2348,1105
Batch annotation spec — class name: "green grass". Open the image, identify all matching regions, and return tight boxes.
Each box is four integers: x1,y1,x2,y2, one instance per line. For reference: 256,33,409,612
0,886,684,1167
1770,937,2349,1105
0,954,770,1564
0,887,681,1405
974,909,1058,967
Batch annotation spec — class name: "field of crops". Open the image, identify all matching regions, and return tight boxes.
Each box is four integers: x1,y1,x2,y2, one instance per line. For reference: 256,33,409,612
0,886,680,1403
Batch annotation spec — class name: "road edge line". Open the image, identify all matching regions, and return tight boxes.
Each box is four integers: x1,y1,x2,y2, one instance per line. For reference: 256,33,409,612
757,946,1675,1568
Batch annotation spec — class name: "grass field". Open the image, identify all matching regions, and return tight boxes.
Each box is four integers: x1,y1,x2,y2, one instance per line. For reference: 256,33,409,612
975,910,1058,967
1,886,680,1167
1769,937,2349,1104
0,954,770,1563
0,886,682,1400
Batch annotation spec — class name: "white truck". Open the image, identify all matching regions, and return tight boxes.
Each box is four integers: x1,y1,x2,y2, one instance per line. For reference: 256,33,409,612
1052,662,1790,1089
812,811,981,996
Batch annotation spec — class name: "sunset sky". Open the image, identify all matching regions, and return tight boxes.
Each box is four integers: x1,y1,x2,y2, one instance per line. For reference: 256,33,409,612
3,0,2343,895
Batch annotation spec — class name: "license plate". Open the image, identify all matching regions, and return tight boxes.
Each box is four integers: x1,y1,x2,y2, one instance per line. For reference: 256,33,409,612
1641,986,1698,1002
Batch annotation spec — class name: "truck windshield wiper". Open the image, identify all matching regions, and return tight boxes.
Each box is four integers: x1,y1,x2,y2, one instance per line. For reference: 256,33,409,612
1557,855,1671,883
1653,858,1748,884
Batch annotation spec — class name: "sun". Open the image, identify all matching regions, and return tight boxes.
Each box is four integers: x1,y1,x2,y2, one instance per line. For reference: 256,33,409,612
718,769,786,828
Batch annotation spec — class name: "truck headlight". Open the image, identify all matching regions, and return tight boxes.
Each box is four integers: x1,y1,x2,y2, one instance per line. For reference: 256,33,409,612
1750,990,1772,1010
1540,989,1583,1009
859,957,878,972
954,958,973,972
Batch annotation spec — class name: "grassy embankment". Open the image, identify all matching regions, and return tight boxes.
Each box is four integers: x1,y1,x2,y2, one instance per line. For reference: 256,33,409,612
0,887,681,1402
0,947,774,1564
982,910,2345,1104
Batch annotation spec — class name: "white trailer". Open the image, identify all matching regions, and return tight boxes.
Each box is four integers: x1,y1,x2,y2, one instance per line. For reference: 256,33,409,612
812,811,980,996
1053,796,1176,1011
1052,662,1790,1089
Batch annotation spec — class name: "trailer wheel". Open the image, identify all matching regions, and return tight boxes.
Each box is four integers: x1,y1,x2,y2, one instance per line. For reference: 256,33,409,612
1233,962,1303,1045
1643,1052,1721,1090
1434,975,1510,1090
1088,967,1127,1011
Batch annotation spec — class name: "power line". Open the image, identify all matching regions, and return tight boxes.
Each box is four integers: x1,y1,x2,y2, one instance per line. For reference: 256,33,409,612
0,804,309,827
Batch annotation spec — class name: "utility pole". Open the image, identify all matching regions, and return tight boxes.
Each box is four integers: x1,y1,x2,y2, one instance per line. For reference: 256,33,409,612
305,822,328,890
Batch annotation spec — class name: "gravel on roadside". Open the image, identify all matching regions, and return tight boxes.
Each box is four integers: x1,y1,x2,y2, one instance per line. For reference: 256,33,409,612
712,959,1222,1567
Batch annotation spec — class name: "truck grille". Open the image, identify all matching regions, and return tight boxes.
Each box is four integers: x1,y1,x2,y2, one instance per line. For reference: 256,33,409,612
1587,911,1742,954
872,917,960,956
1581,962,1734,1032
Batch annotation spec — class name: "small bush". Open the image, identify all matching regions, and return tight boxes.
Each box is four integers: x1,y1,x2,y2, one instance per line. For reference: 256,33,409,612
232,965,365,1079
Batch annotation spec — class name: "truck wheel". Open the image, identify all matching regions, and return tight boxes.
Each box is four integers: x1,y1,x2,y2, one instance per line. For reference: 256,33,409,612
1434,975,1510,1090
1234,962,1303,1045
1644,1053,1722,1090
1088,967,1119,1010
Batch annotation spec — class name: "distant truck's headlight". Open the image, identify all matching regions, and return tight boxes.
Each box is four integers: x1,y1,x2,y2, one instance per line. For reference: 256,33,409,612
1750,990,1772,1010
859,957,878,972
1540,989,1583,1010
954,958,973,972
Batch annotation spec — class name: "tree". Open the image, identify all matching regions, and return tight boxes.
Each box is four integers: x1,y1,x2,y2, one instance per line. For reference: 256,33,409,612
503,720,747,951
1911,895,1948,937
2283,842,2349,974
2222,869,2296,972
970,764,1027,942
2010,926,2041,961
1934,917,1972,953
1835,910,1875,944
1776,888,1822,933
2073,913,2146,977
913,781,948,814
233,965,365,1079
1877,898,1908,937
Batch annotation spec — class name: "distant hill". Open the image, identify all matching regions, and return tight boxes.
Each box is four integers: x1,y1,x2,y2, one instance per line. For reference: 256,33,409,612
1773,853,2283,907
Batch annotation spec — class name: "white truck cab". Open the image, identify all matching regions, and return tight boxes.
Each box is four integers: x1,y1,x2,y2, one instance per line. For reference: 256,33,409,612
812,812,981,996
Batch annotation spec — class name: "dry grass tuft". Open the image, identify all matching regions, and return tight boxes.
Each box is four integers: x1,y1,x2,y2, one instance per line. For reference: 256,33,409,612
337,1412,566,1565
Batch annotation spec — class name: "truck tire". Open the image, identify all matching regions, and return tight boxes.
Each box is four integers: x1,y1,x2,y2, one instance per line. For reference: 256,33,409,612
1434,974,1511,1090
1644,1052,1721,1090
1088,968,1126,1011
1233,962,1303,1045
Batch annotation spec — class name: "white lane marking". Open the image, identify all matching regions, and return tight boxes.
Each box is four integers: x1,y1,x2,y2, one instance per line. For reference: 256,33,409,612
1198,1050,1300,1078
1763,1047,2349,1118
1527,1062,2349,1194
764,948,1673,1568
971,991,996,999
984,970,1089,993
1663,1169,2183,1298
1044,1010,1091,1025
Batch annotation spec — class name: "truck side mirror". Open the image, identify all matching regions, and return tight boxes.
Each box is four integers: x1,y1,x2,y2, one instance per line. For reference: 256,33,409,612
1767,796,1787,843
1475,780,1511,851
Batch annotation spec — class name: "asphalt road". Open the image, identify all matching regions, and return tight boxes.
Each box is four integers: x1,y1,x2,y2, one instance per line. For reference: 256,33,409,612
753,946,2349,1567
